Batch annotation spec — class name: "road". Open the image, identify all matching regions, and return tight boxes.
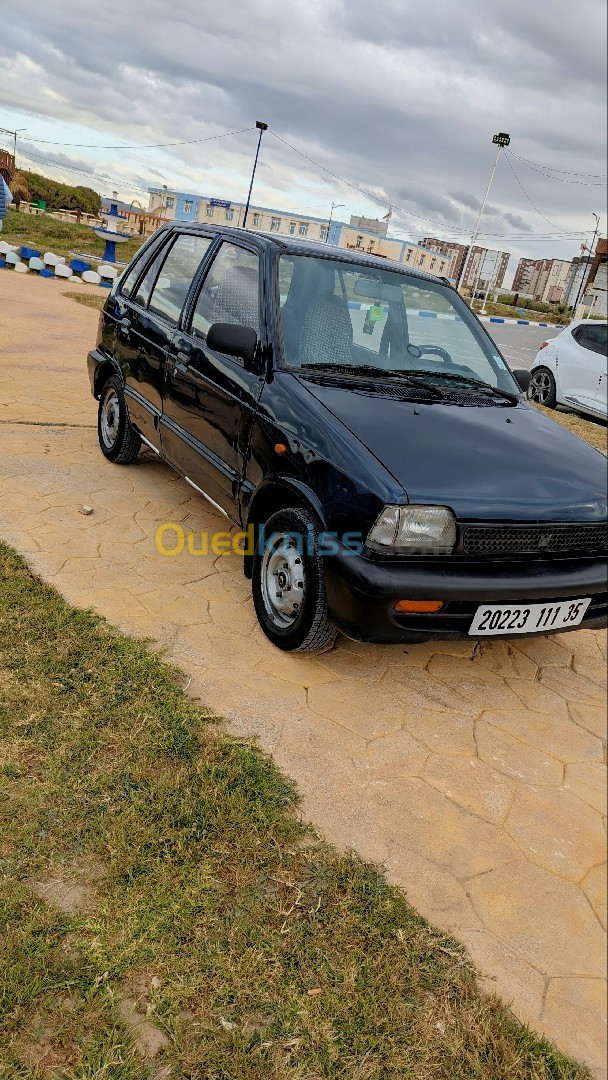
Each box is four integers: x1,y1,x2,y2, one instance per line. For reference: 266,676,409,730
486,322,561,370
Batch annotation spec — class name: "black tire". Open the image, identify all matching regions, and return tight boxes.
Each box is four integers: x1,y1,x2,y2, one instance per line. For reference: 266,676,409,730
528,366,557,409
98,375,141,463
252,507,337,653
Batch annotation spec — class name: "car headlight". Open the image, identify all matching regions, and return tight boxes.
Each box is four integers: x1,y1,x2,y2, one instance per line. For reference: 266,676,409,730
367,505,456,554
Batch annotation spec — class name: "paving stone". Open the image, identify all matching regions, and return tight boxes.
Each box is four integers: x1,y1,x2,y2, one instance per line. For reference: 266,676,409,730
512,635,575,668
476,722,564,786
401,709,477,757
468,860,607,978
383,665,480,715
506,677,570,715
541,977,607,1075
255,652,337,688
386,847,483,933
427,655,523,709
422,753,515,823
505,786,606,880
308,682,404,740
364,778,520,880
481,708,604,764
367,729,429,779
539,668,606,707
568,701,608,741
458,928,545,1025
564,762,607,816
581,863,607,931
472,640,538,680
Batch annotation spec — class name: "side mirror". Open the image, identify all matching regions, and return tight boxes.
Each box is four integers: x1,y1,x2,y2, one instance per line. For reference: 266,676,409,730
512,368,531,393
207,322,259,371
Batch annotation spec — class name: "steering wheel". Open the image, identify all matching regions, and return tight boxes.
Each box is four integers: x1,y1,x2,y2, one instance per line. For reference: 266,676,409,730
385,343,454,369
414,345,453,365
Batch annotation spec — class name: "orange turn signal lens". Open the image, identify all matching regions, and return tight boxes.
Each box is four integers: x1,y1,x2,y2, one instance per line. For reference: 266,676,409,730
393,599,444,614
274,443,287,455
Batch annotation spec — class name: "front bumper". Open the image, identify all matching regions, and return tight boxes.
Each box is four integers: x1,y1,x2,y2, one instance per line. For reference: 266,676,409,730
324,544,608,642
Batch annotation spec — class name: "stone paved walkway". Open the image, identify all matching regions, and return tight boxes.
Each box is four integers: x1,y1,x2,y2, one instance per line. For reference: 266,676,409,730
0,273,606,1074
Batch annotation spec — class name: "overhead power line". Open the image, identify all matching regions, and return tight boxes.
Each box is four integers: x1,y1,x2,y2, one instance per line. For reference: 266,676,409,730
16,126,255,150
508,151,606,187
503,153,580,234
270,128,585,240
508,150,607,179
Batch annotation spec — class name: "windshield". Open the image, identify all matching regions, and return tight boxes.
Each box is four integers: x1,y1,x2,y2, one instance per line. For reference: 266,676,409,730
277,253,519,395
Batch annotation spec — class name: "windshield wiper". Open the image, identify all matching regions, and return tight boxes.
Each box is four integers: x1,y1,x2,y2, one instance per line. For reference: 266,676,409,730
298,363,446,398
402,369,519,405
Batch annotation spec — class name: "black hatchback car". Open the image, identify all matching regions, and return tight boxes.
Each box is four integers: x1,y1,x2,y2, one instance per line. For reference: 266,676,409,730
87,224,608,651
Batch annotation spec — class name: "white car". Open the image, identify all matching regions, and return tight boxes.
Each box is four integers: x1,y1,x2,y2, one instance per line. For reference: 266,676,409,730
528,319,607,421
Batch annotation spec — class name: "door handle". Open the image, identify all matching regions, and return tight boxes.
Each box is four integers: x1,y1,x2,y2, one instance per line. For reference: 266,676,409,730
119,317,131,336
175,351,190,366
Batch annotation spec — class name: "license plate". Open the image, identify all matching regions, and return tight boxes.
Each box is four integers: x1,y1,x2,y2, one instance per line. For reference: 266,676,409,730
469,598,591,636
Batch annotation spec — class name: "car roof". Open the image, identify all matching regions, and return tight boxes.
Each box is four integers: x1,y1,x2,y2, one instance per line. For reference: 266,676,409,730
163,222,452,287
564,318,608,329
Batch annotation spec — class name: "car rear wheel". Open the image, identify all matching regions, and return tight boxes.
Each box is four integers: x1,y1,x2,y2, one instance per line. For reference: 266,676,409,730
98,376,141,463
528,366,557,409
252,507,337,652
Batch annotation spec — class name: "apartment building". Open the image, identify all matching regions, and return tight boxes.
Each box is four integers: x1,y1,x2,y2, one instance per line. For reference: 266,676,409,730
563,256,593,308
147,188,452,276
422,237,510,288
421,237,467,281
512,257,572,304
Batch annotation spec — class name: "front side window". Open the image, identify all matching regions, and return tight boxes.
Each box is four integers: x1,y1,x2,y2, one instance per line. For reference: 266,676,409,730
277,254,520,396
270,217,281,232
191,242,260,344
146,234,213,323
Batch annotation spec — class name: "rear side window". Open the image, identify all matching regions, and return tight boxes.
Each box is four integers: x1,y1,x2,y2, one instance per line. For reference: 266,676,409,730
131,245,169,309
148,234,213,324
574,323,608,356
118,233,167,299
191,243,260,341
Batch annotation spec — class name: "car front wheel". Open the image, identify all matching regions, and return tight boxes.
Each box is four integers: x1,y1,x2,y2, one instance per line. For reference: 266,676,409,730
252,507,337,652
98,376,141,463
528,366,557,409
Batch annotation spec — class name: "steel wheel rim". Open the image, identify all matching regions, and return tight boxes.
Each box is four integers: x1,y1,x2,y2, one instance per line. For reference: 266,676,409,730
100,388,120,447
260,532,306,628
529,371,552,404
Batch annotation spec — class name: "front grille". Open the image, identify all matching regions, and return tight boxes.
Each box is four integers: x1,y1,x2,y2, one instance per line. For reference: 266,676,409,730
462,522,608,557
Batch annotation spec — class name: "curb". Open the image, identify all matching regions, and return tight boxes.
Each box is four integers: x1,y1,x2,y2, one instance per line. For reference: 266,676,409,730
347,302,554,328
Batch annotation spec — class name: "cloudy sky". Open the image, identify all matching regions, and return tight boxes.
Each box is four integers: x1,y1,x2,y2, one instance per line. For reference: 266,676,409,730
1,0,606,275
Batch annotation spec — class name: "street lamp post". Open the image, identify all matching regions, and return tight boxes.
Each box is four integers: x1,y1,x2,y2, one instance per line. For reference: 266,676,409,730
326,201,345,243
573,212,600,315
242,121,268,230
457,132,510,297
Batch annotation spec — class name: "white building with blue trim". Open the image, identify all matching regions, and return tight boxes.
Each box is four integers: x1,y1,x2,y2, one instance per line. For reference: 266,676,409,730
147,188,454,277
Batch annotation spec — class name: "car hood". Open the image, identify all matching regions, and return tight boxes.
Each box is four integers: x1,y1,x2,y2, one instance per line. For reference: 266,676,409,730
299,379,607,521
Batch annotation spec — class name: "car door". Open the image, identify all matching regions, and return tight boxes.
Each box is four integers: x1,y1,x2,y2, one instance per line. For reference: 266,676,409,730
109,232,174,448
555,323,605,413
121,232,214,451
161,240,265,520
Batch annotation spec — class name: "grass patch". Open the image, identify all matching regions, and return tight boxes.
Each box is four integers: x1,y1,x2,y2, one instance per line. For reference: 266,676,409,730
0,542,590,1078
531,402,607,454
62,290,107,311
470,300,568,325
2,208,145,264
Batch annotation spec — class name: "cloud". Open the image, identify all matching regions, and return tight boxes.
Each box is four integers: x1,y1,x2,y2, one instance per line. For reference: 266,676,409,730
0,0,605,266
